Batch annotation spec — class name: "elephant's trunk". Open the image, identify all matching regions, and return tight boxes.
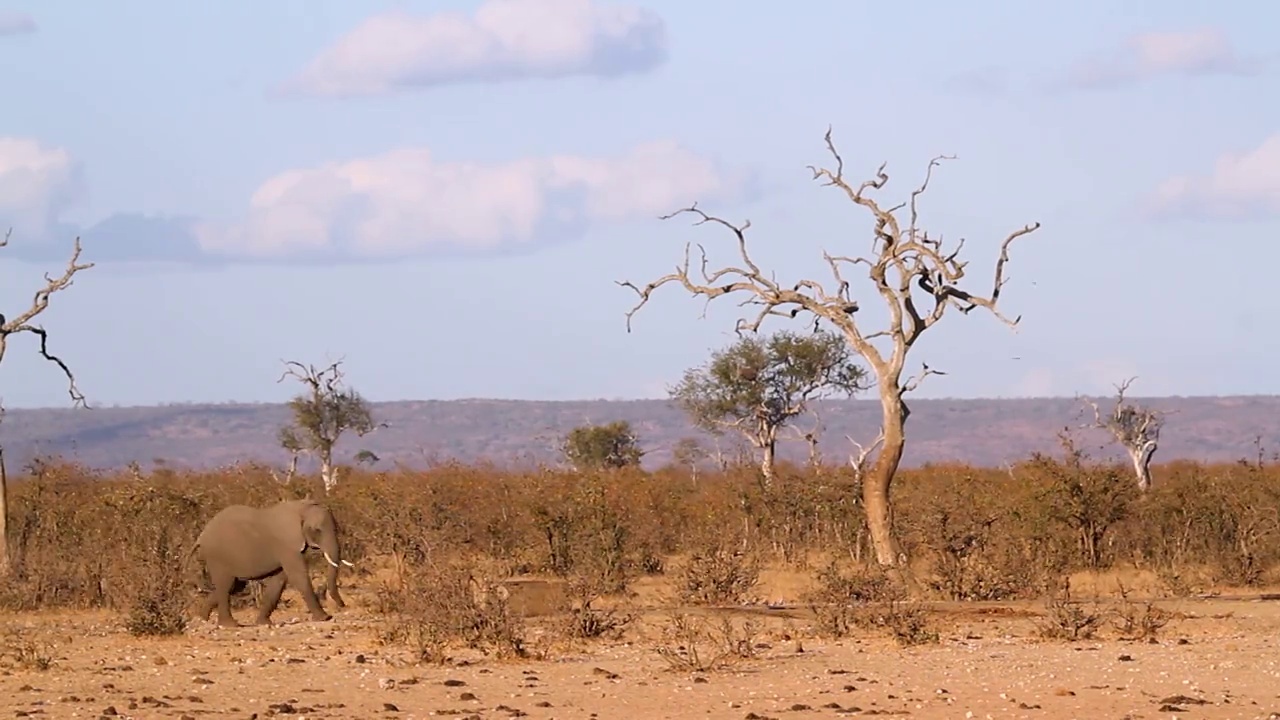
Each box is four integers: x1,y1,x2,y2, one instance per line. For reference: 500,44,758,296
317,518,348,608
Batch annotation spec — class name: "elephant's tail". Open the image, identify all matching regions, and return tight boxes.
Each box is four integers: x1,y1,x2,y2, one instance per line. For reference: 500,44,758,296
180,539,202,575
181,540,215,594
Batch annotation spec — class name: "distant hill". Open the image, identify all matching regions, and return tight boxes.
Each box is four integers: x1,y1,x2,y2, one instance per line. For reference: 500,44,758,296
1,395,1279,474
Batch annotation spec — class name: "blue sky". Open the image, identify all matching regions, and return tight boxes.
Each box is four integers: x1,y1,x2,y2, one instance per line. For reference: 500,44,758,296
0,0,1277,409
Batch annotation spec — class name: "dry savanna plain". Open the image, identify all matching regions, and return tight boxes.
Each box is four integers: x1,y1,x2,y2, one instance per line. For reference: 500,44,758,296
4,456,1280,720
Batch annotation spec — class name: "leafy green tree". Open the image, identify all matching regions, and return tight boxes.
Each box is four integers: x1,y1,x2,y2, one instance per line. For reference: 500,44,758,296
277,359,381,494
669,329,868,484
561,420,644,471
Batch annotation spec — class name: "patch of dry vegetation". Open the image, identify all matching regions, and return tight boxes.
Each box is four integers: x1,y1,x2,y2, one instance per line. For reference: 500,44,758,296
2,451,1280,661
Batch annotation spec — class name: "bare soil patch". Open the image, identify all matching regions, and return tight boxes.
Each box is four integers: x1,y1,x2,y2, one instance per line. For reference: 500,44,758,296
5,582,1280,720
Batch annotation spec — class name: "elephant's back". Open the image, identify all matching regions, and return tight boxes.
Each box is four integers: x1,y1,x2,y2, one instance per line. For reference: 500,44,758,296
196,504,260,541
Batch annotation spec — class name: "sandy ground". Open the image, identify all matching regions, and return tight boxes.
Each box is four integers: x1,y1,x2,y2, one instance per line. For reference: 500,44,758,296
4,581,1280,720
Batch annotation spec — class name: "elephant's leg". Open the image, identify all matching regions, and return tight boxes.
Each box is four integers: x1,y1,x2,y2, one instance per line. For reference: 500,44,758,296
196,589,217,621
208,566,242,627
326,580,346,610
254,571,287,626
281,555,331,622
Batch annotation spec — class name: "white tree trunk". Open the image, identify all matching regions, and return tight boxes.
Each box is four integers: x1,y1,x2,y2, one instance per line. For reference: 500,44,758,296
320,453,338,495
0,446,10,577
1129,440,1156,492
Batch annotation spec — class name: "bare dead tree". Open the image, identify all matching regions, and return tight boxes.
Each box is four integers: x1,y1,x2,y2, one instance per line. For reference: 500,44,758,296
845,429,885,483
619,127,1041,570
277,359,382,495
270,453,300,486
0,231,94,575
1079,377,1163,492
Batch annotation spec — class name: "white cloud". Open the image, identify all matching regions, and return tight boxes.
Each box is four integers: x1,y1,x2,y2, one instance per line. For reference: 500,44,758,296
194,141,747,259
283,0,667,98
0,12,36,36
1064,27,1265,89
1150,134,1280,219
0,137,82,238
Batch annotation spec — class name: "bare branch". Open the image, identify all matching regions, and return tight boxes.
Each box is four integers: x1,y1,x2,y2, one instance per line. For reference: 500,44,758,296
902,362,947,395
846,429,885,481
270,453,300,485
0,233,94,408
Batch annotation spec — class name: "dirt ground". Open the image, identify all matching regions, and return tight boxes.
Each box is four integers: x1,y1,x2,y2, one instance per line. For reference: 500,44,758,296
5,573,1280,720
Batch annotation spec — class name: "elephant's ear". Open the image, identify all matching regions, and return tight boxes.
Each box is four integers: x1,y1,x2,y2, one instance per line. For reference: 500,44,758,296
281,509,309,555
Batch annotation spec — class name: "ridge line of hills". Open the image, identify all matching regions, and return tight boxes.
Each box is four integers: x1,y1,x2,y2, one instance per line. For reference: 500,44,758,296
0,395,1278,473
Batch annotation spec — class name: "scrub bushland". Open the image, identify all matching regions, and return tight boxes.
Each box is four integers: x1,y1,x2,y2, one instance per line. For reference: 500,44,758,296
1,451,1277,650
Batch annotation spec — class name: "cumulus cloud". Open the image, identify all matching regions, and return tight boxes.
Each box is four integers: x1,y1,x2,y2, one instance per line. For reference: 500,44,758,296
1150,134,1280,219
282,0,667,98
194,141,748,260
0,12,36,36
0,137,83,238
0,136,208,265
1063,27,1266,89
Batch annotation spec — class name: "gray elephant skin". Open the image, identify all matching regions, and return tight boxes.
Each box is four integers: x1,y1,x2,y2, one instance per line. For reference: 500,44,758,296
188,498,354,626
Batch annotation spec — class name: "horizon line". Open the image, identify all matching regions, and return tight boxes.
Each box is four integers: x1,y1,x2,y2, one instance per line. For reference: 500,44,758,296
3,392,1280,413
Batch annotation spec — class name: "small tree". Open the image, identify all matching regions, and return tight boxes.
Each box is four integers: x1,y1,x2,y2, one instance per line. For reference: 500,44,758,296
1079,377,1163,492
276,359,380,494
671,436,709,483
561,420,644,471
669,329,866,484
0,231,94,576
620,127,1041,569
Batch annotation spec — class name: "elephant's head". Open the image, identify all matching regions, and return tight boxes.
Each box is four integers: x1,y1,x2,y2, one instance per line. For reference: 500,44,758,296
295,500,353,607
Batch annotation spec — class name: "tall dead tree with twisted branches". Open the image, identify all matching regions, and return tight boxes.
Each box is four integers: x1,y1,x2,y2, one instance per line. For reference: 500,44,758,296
620,128,1041,570
1080,377,1163,492
0,231,94,575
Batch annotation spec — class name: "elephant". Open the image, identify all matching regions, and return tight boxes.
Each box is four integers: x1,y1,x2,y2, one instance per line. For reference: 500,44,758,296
187,498,354,627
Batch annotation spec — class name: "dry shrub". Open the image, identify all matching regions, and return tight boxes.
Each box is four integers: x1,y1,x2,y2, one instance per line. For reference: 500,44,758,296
898,472,1052,601
804,561,896,638
375,558,527,663
1031,452,1137,570
121,533,190,637
100,486,203,636
558,575,636,641
525,471,644,593
0,627,56,671
803,561,938,645
1110,584,1174,642
653,611,760,672
674,531,760,605
1035,579,1107,641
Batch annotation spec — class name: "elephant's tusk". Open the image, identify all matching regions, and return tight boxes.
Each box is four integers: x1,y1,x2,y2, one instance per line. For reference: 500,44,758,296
341,559,354,567
321,550,341,568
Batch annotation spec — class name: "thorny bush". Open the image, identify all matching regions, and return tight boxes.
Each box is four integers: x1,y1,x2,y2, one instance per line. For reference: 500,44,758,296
3,451,1280,638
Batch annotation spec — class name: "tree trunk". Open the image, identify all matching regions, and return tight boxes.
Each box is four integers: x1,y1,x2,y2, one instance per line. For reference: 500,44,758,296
0,445,9,577
320,453,338,495
760,439,776,485
863,386,908,568
806,434,820,468
1129,442,1156,492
